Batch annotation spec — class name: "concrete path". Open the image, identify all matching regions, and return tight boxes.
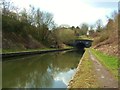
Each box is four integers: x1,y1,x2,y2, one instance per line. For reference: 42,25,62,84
88,50,118,88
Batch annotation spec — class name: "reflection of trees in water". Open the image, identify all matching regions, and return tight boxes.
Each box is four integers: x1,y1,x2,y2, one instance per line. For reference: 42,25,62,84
51,50,83,72
3,50,83,88
3,54,53,88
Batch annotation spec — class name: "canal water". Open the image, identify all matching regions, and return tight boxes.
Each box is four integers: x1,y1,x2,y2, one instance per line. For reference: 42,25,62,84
2,50,84,88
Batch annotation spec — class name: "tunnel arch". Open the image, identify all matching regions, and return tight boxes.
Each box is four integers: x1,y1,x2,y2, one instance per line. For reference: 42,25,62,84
75,42,86,50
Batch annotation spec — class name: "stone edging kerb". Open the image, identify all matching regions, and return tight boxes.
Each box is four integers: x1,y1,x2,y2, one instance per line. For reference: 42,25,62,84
2,48,74,59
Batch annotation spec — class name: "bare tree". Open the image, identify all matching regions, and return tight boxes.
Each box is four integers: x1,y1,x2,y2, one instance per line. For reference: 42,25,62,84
95,19,103,32
27,5,36,25
42,12,54,29
2,0,15,15
20,8,28,22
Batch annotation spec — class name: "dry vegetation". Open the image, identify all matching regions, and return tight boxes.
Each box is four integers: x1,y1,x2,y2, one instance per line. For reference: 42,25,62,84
93,12,119,57
2,0,76,52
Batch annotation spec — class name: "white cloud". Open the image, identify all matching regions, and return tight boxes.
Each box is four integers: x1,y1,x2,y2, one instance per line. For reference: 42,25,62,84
11,0,115,26
54,69,76,85
49,0,113,26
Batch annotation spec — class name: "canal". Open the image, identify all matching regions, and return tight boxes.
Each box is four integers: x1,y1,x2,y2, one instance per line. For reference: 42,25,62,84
2,50,84,88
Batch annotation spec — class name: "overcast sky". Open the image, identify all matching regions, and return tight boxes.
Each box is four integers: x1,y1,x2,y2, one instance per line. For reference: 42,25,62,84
11,0,119,26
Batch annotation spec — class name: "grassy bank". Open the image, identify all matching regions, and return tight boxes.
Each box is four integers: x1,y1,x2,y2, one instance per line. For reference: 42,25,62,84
68,49,98,88
2,48,56,54
90,48,118,79
76,35,94,41
2,46,73,54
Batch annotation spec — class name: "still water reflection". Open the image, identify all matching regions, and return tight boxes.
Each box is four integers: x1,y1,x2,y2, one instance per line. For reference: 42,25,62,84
3,50,83,88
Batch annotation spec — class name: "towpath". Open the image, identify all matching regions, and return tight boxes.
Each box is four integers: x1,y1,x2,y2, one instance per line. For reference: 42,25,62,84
88,50,118,88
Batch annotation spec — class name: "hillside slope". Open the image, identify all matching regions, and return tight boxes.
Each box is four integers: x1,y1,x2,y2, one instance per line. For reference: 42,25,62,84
3,32,44,50
94,35,118,56
2,15,45,51
93,15,118,56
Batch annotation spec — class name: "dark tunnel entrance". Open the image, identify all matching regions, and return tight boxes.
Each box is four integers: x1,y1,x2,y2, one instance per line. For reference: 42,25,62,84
76,43,86,51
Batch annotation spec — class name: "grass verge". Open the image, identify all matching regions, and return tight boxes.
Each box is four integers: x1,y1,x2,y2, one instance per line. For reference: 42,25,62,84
2,48,56,54
68,49,98,88
90,48,118,79
76,35,94,41
2,46,74,54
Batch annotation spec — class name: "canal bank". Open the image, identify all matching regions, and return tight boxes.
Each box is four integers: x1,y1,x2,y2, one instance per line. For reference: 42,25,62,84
2,48,74,59
68,48,98,88
68,48,118,88
3,49,83,88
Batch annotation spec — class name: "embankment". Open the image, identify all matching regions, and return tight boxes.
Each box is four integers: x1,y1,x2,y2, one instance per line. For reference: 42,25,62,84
2,48,73,59
68,49,98,88
68,48,118,88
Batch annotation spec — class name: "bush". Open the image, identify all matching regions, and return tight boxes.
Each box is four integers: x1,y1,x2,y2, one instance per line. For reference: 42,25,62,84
93,30,109,45
99,32,109,42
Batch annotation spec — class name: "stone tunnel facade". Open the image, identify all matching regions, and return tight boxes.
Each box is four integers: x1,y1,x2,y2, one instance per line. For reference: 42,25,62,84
68,39,93,49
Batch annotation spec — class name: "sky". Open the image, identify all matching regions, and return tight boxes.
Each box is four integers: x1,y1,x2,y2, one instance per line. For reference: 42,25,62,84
11,0,119,27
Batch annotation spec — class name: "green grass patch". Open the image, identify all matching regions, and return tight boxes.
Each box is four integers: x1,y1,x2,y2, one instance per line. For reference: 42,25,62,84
76,35,94,41
2,47,74,54
90,48,118,79
2,48,54,53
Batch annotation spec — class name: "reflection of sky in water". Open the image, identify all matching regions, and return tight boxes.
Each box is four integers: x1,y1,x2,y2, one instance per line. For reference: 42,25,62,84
52,69,76,88
3,50,83,88
14,68,76,88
